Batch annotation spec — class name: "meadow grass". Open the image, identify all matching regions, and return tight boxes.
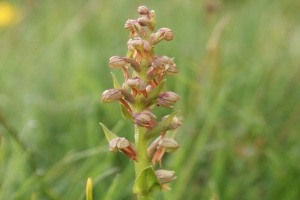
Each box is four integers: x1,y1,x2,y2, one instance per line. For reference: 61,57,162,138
1,0,300,199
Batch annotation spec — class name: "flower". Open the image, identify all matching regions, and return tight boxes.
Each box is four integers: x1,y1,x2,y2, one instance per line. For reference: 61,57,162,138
150,138,179,166
126,77,147,92
101,89,124,103
137,6,150,15
155,169,177,184
155,169,177,190
158,91,180,108
108,56,127,68
109,137,138,162
134,110,156,128
149,28,174,45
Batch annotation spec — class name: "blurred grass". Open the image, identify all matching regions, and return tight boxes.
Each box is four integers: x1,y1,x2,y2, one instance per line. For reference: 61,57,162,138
1,0,300,199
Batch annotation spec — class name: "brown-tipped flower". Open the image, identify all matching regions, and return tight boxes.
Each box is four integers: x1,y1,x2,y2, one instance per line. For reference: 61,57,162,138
128,38,151,52
101,89,124,103
151,138,179,166
152,56,170,69
108,56,127,68
123,57,141,72
149,28,174,45
124,19,142,36
137,6,150,15
134,110,156,128
126,77,147,91
152,56,177,75
165,63,178,76
158,91,180,108
109,137,138,162
155,169,177,184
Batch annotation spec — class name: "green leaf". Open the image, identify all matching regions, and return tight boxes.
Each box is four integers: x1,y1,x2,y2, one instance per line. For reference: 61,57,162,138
86,178,93,200
120,103,134,122
145,110,180,140
110,72,122,89
132,166,161,195
99,123,118,142
141,80,166,108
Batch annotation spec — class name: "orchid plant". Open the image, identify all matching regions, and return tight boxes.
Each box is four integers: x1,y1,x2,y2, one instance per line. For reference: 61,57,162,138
100,6,182,200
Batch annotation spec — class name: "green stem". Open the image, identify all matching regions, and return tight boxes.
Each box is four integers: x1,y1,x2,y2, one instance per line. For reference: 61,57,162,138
134,125,153,200
134,117,155,200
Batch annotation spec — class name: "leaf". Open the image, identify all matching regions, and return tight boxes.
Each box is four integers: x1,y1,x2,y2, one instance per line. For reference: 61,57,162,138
110,72,122,89
141,80,166,107
86,178,93,200
99,123,118,142
145,110,180,140
120,103,134,122
132,166,161,195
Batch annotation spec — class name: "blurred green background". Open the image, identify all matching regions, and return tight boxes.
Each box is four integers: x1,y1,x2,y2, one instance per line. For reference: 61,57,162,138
1,0,300,199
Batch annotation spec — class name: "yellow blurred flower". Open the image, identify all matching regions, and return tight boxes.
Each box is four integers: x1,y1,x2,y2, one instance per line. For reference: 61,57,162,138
0,2,19,28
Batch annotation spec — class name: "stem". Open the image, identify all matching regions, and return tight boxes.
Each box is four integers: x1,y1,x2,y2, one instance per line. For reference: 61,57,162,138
134,116,153,199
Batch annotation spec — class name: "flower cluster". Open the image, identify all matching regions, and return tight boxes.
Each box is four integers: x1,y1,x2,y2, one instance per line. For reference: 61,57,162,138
100,6,181,195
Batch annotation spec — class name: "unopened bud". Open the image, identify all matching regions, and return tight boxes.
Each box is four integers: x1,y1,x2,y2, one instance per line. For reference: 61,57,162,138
137,6,150,15
155,169,177,184
101,89,123,103
134,110,156,127
149,10,156,29
158,91,180,108
159,28,174,41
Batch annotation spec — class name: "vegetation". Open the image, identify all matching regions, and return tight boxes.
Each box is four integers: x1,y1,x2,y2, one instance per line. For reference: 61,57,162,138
1,0,300,199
